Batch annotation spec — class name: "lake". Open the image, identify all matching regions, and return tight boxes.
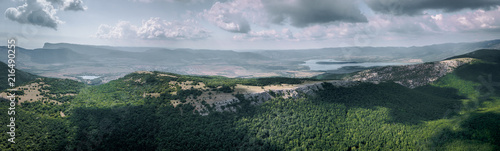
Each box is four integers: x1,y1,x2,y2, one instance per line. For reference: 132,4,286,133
301,59,413,71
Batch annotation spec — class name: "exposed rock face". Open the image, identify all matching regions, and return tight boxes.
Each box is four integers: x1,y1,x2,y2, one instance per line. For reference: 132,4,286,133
207,80,362,115
345,58,474,88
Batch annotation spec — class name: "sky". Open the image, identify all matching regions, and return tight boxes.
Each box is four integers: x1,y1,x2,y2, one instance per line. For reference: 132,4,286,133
1,0,500,50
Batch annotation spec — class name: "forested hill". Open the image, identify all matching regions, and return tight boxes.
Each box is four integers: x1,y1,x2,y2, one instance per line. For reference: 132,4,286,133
0,61,37,91
446,49,500,62
0,49,499,150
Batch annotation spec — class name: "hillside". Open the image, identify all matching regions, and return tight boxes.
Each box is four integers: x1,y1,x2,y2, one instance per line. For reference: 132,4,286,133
344,58,476,88
446,49,500,62
0,62,37,91
0,49,499,150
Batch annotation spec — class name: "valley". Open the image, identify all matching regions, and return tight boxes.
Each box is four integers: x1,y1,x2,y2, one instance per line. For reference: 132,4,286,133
1,39,499,85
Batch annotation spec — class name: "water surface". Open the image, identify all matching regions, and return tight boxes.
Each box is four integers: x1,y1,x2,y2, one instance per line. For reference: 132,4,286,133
301,59,413,71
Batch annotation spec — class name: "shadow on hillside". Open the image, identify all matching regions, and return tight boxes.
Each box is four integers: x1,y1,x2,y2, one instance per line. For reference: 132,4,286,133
429,112,500,150
68,105,159,151
0,100,71,151
68,103,281,151
317,82,464,125
455,63,500,98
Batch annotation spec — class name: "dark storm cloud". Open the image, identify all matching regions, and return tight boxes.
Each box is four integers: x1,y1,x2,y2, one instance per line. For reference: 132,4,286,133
365,0,500,15
262,0,368,28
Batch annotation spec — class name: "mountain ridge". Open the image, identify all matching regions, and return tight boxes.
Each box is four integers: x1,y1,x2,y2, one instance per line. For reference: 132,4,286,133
2,39,500,84
81,49,495,115
0,48,499,150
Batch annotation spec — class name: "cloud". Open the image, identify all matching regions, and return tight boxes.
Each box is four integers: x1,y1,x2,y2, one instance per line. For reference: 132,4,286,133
5,0,61,29
95,21,138,39
297,25,349,40
276,7,500,45
365,0,500,16
130,0,206,4
4,0,86,29
367,7,500,35
262,0,368,27
231,13,443,42
95,18,211,40
203,0,367,32
233,28,295,41
47,0,87,11
137,18,210,40
432,8,500,32
202,1,257,33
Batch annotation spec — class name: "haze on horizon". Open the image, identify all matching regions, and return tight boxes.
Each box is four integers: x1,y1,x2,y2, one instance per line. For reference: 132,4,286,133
1,0,500,50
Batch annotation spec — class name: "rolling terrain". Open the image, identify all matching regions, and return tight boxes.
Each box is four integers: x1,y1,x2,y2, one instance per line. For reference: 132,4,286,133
0,49,499,150
1,39,500,85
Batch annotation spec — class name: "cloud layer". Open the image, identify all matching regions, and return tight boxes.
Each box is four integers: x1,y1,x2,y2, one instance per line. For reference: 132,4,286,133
202,0,262,33
5,0,87,29
233,28,295,41
202,0,367,33
232,6,500,44
263,0,368,27
95,18,210,40
48,0,87,11
365,0,500,15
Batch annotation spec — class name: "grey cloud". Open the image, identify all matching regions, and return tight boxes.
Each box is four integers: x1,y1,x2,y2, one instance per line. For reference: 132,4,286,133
47,0,87,11
233,29,296,41
4,0,86,29
62,0,87,11
202,1,252,33
131,0,206,4
5,0,61,29
262,0,368,27
365,0,500,16
219,13,251,33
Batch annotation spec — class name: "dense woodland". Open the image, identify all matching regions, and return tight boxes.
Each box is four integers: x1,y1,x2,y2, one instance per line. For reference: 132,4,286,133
0,50,499,150
0,62,37,90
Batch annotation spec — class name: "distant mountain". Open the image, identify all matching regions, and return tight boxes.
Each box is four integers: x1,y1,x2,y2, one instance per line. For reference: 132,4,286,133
43,42,161,52
43,39,500,64
43,43,271,64
0,46,89,64
255,39,500,62
2,39,500,85
30,48,89,64
43,43,125,56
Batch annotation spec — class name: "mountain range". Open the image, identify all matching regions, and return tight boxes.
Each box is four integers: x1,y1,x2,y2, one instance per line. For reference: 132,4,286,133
1,39,500,85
